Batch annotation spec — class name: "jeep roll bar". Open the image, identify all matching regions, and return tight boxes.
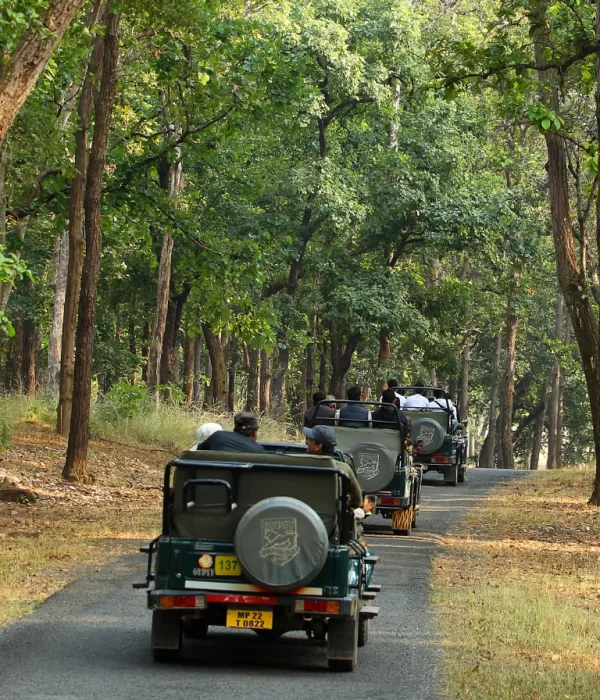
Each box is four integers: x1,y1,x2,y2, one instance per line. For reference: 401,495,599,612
310,399,407,432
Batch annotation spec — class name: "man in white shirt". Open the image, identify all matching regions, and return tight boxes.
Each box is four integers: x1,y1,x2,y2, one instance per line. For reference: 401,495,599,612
429,388,458,429
379,378,406,407
403,382,431,409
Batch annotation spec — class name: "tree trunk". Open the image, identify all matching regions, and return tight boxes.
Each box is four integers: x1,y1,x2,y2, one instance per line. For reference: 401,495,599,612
0,0,87,147
129,293,137,383
146,232,173,392
329,333,361,397
530,383,550,470
183,334,194,406
546,295,564,470
5,320,23,391
203,353,212,407
227,338,237,413
202,324,228,408
534,4,600,503
479,333,502,468
306,337,315,400
557,320,570,467
245,347,260,413
63,8,120,483
21,320,37,395
498,300,517,469
46,231,69,392
270,338,288,418
259,349,271,414
458,343,469,421
192,335,202,406
57,7,106,436
141,321,150,383
159,285,189,388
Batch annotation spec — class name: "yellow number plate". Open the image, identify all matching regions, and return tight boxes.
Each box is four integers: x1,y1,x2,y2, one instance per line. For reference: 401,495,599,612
215,555,241,577
226,608,273,630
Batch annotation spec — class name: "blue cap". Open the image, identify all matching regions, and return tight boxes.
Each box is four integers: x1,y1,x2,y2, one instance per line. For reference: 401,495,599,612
303,425,337,449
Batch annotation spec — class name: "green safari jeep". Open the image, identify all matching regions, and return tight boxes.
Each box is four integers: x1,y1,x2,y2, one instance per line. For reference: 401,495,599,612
135,450,380,672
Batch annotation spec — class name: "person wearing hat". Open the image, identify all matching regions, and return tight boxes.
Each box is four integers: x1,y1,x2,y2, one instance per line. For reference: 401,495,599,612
195,412,265,453
302,425,363,507
191,422,222,450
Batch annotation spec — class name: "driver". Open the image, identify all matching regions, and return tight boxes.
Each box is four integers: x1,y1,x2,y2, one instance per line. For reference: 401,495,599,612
303,425,363,508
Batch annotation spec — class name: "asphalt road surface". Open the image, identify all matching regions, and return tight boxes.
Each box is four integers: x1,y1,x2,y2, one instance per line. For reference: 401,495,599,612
0,468,526,700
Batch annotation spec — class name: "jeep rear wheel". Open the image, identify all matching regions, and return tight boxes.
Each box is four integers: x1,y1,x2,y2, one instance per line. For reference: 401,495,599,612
458,467,467,483
391,507,412,536
357,616,369,647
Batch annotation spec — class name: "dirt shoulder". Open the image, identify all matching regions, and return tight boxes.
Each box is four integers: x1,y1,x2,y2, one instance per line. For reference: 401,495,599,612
0,420,168,624
433,468,600,699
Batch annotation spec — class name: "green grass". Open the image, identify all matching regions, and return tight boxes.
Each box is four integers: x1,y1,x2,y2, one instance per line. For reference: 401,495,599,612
434,469,600,699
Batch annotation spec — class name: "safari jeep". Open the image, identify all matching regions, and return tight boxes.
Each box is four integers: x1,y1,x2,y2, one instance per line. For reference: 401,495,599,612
135,451,379,672
308,400,422,536
402,387,468,486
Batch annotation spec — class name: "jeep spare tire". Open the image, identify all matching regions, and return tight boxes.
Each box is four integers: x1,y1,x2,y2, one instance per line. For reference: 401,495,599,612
412,418,445,454
234,497,329,592
347,443,397,492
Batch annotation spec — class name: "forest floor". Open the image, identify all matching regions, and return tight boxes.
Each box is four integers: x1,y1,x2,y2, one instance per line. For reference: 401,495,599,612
0,419,172,624
434,468,600,699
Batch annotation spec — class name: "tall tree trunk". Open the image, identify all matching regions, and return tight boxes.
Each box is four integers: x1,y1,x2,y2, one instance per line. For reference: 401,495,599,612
192,335,202,406
270,335,288,418
183,334,194,406
534,4,600,503
63,8,120,483
203,353,212,407
377,329,390,396
0,0,87,147
5,320,23,391
57,5,106,435
530,383,549,470
557,320,570,467
458,344,469,421
202,325,227,408
498,300,517,469
479,334,503,467
546,295,564,470
328,333,361,397
245,347,260,413
146,232,173,392
259,349,271,414
129,293,137,383
319,339,328,392
141,321,150,383
21,319,37,395
159,285,189,387
46,231,69,392
227,338,237,413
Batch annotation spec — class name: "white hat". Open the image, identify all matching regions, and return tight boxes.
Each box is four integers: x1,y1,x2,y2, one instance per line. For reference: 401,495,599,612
195,422,222,443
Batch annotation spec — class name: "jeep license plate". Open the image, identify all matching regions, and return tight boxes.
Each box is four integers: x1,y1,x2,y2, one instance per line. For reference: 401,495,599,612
215,555,241,576
226,608,273,630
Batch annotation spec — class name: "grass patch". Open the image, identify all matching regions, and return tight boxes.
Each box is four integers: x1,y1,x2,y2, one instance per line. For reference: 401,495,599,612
434,469,600,699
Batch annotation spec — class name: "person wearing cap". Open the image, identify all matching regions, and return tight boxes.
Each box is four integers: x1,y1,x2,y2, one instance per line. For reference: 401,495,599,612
195,412,265,453
302,425,362,507
191,422,222,450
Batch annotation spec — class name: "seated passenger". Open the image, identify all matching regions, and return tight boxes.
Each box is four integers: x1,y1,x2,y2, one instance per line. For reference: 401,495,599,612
403,381,431,409
428,388,448,411
379,378,406,407
338,385,370,428
372,389,408,434
303,425,363,507
304,390,336,427
191,422,222,450
355,495,376,521
196,412,265,453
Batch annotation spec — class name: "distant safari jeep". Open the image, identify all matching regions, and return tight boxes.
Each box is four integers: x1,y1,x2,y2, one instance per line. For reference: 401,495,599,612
135,449,380,672
307,400,423,535
402,386,468,486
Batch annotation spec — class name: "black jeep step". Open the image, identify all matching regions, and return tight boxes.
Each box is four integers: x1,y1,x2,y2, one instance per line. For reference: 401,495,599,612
364,555,380,565
366,584,381,593
361,591,377,600
139,544,151,554
359,606,380,618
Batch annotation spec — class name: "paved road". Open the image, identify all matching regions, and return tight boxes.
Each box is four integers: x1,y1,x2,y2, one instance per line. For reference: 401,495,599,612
0,469,525,700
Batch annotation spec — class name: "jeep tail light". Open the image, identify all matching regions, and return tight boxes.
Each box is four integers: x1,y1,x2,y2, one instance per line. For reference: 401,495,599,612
380,497,401,506
294,599,340,614
160,595,205,609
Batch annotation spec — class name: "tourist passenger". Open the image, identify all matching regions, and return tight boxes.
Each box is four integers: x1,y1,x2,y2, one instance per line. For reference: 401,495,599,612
302,425,363,507
304,390,336,426
338,385,370,427
372,389,408,434
403,381,431,409
195,412,265,453
191,422,222,450
379,378,406,407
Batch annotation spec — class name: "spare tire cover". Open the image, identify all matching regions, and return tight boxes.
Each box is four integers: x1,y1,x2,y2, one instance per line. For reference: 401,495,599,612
234,497,329,592
347,443,396,492
412,418,445,454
